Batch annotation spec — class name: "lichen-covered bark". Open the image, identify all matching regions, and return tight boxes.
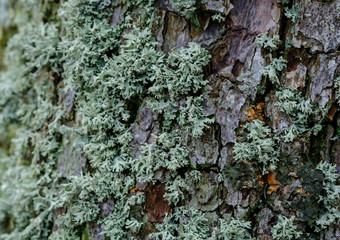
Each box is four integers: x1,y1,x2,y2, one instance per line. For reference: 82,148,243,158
0,0,339,239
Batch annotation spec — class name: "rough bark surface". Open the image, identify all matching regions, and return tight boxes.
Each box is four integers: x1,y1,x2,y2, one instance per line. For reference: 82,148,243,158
0,0,339,239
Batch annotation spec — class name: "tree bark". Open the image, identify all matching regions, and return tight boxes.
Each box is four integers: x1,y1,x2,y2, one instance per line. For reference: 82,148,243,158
0,0,339,239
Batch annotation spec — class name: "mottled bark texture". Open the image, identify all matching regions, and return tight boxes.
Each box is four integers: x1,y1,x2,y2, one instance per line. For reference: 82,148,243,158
0,0,339,239
145,1,339,238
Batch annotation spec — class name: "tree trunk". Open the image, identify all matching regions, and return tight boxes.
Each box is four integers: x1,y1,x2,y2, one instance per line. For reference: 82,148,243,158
0,0,339,239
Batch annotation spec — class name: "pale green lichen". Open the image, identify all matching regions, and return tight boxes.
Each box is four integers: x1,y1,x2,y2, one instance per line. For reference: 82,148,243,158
150,207,210,240
285,4,301,23
211,13,225,23
132,131,190,183
271,215,302,240
211,218,253,240
0,0,216,237
315,162,340,231
150,208,253,240
170,0,207,26
335,76,340,105
233,120,280,174
276,87,323,142
256,34,280,51
0,0,338,239
262,56,287,85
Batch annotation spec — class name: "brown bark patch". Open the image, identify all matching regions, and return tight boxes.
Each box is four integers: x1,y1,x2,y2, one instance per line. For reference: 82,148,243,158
145,184,171,223
232,60,244,77
190,14,211,39
287,50,301,72
326,103,338,121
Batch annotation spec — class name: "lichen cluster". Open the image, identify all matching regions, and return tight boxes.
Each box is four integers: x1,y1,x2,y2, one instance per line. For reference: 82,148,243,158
0,0,248,239
232,0,339,237
0,0,339,239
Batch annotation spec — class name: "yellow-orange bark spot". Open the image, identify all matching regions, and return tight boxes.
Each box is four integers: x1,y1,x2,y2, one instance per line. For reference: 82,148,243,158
267,169,280,194
256,102,265,111
297,187,310,196
130,187,143,194
258,169,281,195
245,102,265,122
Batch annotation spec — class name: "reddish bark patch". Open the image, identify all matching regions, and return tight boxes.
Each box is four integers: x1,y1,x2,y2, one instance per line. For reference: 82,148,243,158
145,184,171,223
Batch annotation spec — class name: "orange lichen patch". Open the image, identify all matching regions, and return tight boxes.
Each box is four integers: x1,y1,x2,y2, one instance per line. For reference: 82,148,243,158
241,180,253,189
267,170,280,194
244,102,265,122
129,187,143,194
242,185,248,189
297,187,310,197
258,169,281,195
297,188,303,194
246,108,256,120
256,102,265,111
